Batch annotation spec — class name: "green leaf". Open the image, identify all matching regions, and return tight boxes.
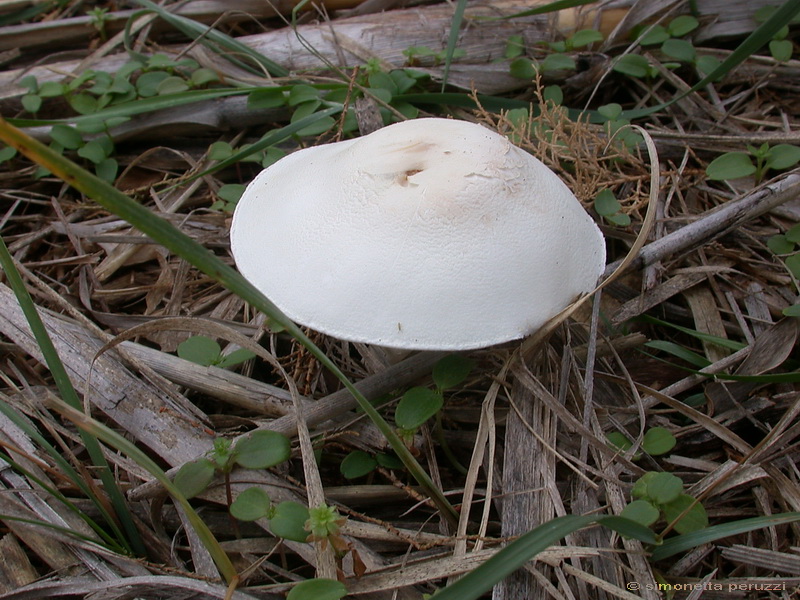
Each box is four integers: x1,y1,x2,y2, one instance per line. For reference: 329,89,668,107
21,94,41,114
613,54,650,78
646,472,683,505
39,81,65,98
642,427,677,456
766,144,800,170
77,140,108,164
173,458,216,499
638,25,669,46
157,76,190,95
287,578,347,600
288,84,321,106
570,29,603,48
136,71,170,97
376,452,403,469
505,35,525,58
270,501,310,542
785,253,800,279
631,472,656,499
662,38,696,62
0,146,16,163
248,87,286,109
395,387,443,430
542,85,563,105
597,103,622,121
208,141,233,160
230,487,271,521
607,432,632,452
216,183,246,204
786,224,800,244
234,430,291,469
705,152,756,180
594,189,621,216
783,304,800,317
509,58,538,79
663,494,708,534
190,68,219,86
177,335,221,366
432,354,474,390
340,450,378,479
19,75,38,93
542,53,576,71
605,212,631,226
770,39,793,62
69,93,99,115
695,55,722,79
668,15,699,37
621,500,660,527
95,158,118,183
49,124,83,150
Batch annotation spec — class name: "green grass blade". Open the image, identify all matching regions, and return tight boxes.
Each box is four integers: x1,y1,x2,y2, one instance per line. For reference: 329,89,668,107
0,236,144,555
638,315,747,351
48,400,238,583
430,515,656,600
487,0,597,20
7,89,247,128
130,0,288,77
440,0,468,91
652,512,800,561
0,116,459,528
0,449,124,551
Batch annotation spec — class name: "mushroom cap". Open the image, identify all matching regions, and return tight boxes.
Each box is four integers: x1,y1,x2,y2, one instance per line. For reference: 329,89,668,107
231,118,605,350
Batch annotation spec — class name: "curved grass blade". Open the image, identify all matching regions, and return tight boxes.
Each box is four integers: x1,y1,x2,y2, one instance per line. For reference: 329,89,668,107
0,448,125,552
441,0,468,91
130,0,288,77
48,400,237,583
430,515,656,600
652,512,800,561
0,237,144,556
0,117,459,528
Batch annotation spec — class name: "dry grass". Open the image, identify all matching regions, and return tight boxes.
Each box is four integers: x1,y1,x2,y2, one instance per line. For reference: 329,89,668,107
0,1,800,599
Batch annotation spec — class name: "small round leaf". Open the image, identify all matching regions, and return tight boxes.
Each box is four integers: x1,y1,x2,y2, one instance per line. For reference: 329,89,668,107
663,494,708,534
234,430,291,469
768,234,795,255
340,450,377,479
395,387,443,430
705,152,756,181
432,354,474,390
287,578,347,600
766,144,800,171
173,458,216,499
230,487,271,521
177,335,221,366
621,500,660,527
270,501,310,541
642,427,677,456
646,472,683,505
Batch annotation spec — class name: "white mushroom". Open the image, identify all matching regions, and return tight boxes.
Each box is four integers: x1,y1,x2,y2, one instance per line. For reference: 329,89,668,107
230,118,605,351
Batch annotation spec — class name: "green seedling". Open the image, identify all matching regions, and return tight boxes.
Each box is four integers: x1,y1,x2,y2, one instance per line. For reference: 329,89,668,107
339,450,403,480
754,5,799,62
177,335,255,367
767,222,800,316
87,7,110,40
706,143,800,182
594,188,631,226
607,426,677,460
174,430,291,499
621,471,708,535
230,488,310,542
394,354,474,440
